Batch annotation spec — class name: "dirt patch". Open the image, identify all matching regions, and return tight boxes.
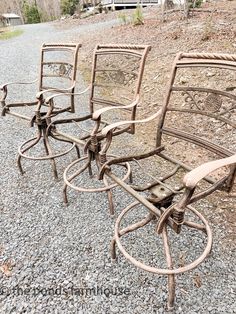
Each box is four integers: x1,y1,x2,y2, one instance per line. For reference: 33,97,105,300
54,0,236,117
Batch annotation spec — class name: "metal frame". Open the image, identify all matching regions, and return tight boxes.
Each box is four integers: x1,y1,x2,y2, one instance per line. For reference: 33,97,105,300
97,52,236,309
1,43,81,119
46,44,151,212
0,43,81,179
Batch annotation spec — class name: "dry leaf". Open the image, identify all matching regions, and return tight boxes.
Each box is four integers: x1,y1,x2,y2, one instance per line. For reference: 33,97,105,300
193,273,202,288
179,252,186,267
0,260,14,277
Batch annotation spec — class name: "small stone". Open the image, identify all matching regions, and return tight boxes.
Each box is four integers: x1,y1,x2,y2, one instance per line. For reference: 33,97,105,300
206,72,216,77
179,77,188,84
110,307,119,313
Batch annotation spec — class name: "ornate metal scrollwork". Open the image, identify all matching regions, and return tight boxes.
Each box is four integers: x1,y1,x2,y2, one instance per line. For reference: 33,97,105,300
99,69,137,86
97,55,140,87
204,93,223,112
176,90,236,130
47,63,73,78
182,91,223,112
182,91,204,110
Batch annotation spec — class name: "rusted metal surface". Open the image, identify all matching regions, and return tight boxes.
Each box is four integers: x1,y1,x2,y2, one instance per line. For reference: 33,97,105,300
11,44,150,182
99,52,236,308
2,46,235,308
0,43,81,179
48,44,151,213
1,43,81,117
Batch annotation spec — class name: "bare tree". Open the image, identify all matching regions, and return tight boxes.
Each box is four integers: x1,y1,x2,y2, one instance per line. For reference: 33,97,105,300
161,0,191,21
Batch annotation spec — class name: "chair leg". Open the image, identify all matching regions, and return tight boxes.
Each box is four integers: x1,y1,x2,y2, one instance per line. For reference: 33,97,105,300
208,242,213,257
63,183,69,205
62,154,131,213
129,170,133,183
17,154,24,175
111,207,154,263
103,176,114,216
167,274,175,311
50,130,80,160
43,131,58,179
88,163,93,177
162,225,175,310
17,130,42,175
17,123,77,179
63,157,92,205
75,145,80,159
110,237,117,261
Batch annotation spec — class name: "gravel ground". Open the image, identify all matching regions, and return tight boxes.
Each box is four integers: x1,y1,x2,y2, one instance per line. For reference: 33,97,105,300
0,20,235,314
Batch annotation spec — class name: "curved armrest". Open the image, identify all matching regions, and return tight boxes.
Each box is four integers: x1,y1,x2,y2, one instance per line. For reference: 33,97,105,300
44,86,90,104
183,154,236,189
36,82,77,99
101,108,163,136
92,96,140,120
0,79,38,90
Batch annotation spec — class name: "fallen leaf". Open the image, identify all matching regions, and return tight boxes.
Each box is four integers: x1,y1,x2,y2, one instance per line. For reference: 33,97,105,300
179,252,186,267
193,273,202,288
0,260,14,277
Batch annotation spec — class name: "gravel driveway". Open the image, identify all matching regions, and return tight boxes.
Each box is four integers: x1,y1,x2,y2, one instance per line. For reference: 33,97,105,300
0,21,235,314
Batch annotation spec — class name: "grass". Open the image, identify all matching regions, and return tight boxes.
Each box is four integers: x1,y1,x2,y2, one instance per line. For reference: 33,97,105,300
0,28,23,40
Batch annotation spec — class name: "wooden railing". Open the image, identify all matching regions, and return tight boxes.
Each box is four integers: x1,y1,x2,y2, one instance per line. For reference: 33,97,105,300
101,0,159,5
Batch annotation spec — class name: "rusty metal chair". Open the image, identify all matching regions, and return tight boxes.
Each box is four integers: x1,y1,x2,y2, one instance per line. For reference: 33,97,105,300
0,43,81,179
1,43,80,120
46,44,151,213
98,52,236,309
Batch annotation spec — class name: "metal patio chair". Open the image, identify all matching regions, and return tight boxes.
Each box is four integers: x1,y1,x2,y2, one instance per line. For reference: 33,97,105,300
0,43,81,179
45,44,151,213
1,43,80,120
97,52,236,309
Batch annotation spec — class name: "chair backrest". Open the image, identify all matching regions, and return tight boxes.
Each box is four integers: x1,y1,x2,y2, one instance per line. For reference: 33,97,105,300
39,43,81,112
157,53,236,171
89,44,151,133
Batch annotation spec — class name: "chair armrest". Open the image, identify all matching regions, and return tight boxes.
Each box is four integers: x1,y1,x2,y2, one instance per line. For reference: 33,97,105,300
92,96,140,120
0,79,38,102
36,82,78,100
48,114,92,126
44,85,90,104
101,108,163,136
0,79,38,90
183,154,236,189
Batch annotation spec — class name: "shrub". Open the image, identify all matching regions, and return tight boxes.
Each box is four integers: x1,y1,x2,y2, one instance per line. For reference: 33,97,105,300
189,0,203,8
132,5,144,26
60,0,80,16
23,1,41,24
118,12,128,25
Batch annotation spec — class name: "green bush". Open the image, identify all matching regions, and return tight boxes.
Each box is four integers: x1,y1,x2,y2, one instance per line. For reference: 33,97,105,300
60,0,80,16
189,0,203,8
132,5,144,26
23,1,41,24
